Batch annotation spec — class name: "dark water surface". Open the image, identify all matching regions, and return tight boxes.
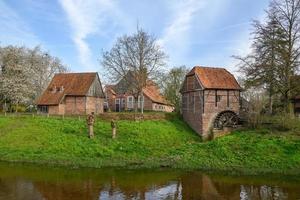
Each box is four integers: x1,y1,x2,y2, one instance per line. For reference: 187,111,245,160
0,162,299,200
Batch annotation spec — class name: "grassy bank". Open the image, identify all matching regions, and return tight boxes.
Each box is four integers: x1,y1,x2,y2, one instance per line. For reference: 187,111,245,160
0,115,300,175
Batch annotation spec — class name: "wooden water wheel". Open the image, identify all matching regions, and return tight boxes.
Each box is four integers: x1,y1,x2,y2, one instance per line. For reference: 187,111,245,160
213,111,239,129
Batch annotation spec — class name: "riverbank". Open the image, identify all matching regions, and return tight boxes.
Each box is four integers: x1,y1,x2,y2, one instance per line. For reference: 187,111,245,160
0,115,300,175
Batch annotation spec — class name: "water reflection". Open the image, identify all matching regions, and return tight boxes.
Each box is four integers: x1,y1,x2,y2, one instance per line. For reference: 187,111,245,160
0,162,299,200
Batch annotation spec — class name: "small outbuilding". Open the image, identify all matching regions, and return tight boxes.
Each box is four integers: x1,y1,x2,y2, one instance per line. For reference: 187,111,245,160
180,66,242,139
36,72,105,115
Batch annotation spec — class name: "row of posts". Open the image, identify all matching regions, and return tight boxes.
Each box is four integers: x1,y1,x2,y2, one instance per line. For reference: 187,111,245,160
1,112,117,139
86,112,117,139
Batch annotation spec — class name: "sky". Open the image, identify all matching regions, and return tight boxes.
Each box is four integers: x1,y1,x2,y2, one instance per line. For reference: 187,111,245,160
0,0,270,81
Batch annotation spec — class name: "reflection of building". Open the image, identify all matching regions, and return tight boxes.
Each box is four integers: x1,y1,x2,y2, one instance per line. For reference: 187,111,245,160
0,179,44,199
0,163,297,200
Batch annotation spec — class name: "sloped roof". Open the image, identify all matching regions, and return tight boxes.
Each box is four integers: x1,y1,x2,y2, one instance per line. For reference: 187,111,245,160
143,81,172,105
107,80,172,106
37,73,98,105
104,85,116,95
188,66,241,90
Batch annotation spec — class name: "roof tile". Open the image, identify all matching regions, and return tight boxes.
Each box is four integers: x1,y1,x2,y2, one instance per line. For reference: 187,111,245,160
36,73,97,105
188,66,241,90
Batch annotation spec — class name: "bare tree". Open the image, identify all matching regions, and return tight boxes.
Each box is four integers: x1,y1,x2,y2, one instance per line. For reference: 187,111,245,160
101,28,167,114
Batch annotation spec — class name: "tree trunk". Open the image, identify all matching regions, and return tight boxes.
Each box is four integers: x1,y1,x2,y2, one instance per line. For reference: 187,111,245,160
268,90,273,115
141,92,144,115
134,96,138,113
88,125,94,138
269,96,273,115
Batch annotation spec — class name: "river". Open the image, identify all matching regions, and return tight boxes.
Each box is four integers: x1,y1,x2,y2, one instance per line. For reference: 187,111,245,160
0,162,299,200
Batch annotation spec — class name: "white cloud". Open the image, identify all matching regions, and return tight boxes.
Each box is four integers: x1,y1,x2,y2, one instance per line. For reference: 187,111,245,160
158,0,229,67
0,1,39,46
158,0,205,53
59,0,121,71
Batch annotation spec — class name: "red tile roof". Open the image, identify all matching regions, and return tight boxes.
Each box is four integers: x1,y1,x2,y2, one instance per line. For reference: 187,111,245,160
104,85,116,95
188,66,241,90
106,80,172,106
36,73,98,105
143,81,172,105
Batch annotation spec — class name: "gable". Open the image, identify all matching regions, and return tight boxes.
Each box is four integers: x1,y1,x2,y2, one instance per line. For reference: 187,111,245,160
87,74,105,98
180,74,203,93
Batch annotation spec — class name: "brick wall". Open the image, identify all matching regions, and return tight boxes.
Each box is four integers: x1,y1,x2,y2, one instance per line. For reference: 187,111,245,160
65,96,86,115
86,96,104,114
182,91,203,136
48,105,59,115
202,90,240,137
181,74,240,138
58,103,65,115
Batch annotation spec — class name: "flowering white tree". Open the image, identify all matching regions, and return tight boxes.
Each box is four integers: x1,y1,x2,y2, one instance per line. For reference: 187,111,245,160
0,45,67,111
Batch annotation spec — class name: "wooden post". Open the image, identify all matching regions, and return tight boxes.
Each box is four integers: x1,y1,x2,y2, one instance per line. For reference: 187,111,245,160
111,119,117,139
86,112,95,138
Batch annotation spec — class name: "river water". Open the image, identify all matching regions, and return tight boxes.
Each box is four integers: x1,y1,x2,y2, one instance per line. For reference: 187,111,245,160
0,162,299,200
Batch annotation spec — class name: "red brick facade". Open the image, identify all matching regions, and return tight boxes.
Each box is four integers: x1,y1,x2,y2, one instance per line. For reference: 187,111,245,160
181,66,241,139
104,81,174,112
37,73,105,115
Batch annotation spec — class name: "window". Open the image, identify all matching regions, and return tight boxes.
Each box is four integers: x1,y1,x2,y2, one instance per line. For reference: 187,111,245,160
127,96,134,109
217,95,222,102
39,106,48,113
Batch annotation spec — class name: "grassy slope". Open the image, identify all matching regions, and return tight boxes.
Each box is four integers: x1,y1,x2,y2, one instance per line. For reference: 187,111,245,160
0,115,300,175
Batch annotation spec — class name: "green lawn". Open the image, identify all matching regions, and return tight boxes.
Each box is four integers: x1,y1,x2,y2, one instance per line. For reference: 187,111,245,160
0,115,300,175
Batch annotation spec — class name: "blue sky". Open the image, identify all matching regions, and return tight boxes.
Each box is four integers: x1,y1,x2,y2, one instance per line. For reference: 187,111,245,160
0,0,269,80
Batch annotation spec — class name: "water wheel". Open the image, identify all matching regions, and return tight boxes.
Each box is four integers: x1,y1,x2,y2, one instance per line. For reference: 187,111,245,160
213,111,239,129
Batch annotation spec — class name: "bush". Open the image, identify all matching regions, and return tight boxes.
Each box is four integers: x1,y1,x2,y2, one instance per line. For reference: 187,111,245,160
245,113,300,134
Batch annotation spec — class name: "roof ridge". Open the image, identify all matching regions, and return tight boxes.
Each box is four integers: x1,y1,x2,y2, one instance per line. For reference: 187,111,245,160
194,66,226,70
55,72,97,75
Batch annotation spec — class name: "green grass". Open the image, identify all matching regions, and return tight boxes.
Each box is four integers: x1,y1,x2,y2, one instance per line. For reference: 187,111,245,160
0,115,300,175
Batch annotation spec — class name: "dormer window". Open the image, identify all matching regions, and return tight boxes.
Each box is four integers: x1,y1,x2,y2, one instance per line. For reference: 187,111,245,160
57,86,64,93
49,86,57,93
